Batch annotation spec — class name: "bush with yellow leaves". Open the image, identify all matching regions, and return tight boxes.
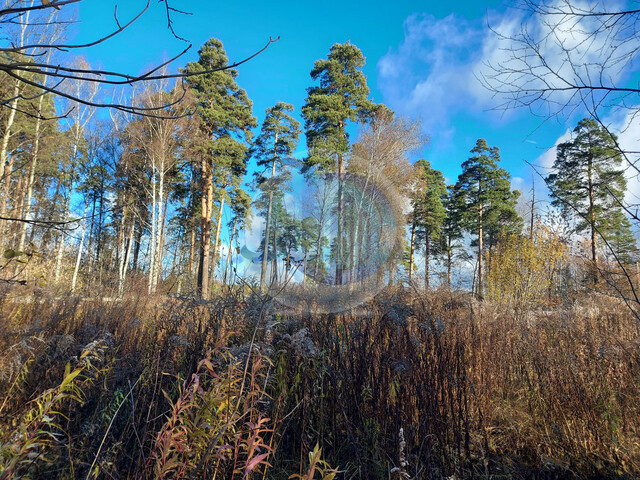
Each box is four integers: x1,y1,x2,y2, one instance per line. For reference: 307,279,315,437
485,226,567,307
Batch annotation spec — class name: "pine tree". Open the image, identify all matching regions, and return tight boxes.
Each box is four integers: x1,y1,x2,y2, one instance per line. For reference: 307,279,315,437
223,188,252,285
409,159,447,289
547,118,637,281
251,102,300,288
302,42,376,285
441,185,464,289
184,38,256,298
299,216,322,285
454,139,522,298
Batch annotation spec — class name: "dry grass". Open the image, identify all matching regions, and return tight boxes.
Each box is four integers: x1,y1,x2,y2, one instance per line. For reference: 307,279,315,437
0,286,638,479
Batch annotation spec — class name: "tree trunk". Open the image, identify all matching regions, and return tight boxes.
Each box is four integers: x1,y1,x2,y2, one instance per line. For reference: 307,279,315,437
189,217,196,277
197,158,214,298
260,135,278,288
210,195,225,289
95,179,105,270
425,232,430,291
115,204,126,276
133,225,142,272
272,221,279,284
170,234,181,278
224,216,237,285
261,188,274,288
478,199,484,299
303,250,308,286
1,152,16,241
313,204,326,283
54,187,72,282
409,223,415,284
155,181,167,292
335,150,344,285
0,11,28,242
588,155,598,284
148,165,157,295
86,197,96,275
0,82,20,185
285,250,291,276
0,82,21,243
188,166,196,276
447,236,452,289
17,94,45,253
71,203,89,293
118,218,135,297
530,176,535,242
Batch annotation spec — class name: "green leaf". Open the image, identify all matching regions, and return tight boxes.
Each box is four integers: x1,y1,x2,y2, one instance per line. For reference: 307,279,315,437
60,367,81,389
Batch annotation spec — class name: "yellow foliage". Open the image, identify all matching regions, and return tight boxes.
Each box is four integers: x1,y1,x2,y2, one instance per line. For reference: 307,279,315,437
486,225,566,307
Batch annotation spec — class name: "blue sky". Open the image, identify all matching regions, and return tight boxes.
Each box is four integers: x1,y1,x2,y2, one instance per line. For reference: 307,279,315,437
61,0,640,284
70,0,640,212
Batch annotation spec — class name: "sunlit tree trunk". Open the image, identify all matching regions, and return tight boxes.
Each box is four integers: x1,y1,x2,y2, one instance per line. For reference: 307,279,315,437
224,216,237,285
409,223,416,284
118,218,135,297
336,146,345,286
210,195,225,289
17,94,45,254
260,134,278,288
477,186,484,299
148,164,157,295
197,159,213,298
71,203,89,293
424,232,430,291
0,83,20,245
0,9,29,241
447,235,453,289
587,154,598,284
54,188,71,282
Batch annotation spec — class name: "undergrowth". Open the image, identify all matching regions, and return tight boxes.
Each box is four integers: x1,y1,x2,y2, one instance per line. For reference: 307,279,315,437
0,287,638,479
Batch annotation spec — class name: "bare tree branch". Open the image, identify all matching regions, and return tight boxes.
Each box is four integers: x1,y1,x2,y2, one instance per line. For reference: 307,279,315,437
0,1,279,118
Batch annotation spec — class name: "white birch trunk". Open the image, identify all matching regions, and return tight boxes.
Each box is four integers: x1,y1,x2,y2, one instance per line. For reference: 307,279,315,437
17,94,45,252
118,218,135,297
147,163,157,294
71,204,89,293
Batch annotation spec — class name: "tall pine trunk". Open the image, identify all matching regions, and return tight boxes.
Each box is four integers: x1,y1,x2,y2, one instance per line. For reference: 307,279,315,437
587,155,598,284
224,216,237,285
477,196,484,299
447,236,452,289
261,151,277,288
335,151,344,285
409,223,415,284
197,158,214,298
272,222,279,283
210,196,225,289
424,232,430,291
303,250,308,286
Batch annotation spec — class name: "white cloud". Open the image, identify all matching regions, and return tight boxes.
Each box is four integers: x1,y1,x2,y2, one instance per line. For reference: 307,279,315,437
511,176,526,189
379,1,640,136
609,109,640,205
535,128,572,171
377,13,486,131
476,0,636,118
241,214,265,254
